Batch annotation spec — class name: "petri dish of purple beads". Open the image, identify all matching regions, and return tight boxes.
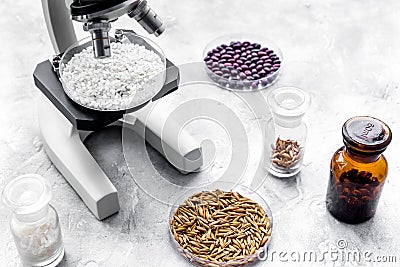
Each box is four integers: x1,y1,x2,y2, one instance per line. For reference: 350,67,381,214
203,34,283,91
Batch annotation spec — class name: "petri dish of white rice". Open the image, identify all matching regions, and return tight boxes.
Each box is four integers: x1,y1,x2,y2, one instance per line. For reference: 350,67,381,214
60,37,166,111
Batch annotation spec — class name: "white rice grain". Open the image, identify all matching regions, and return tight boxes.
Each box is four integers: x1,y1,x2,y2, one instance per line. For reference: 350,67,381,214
62,42,165,111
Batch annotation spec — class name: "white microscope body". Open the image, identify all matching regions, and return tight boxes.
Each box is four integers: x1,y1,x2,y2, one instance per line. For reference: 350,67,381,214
38,0,203,220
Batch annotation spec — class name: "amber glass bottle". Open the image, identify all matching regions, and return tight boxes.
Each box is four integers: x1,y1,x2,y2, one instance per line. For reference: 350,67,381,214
326,116,392,224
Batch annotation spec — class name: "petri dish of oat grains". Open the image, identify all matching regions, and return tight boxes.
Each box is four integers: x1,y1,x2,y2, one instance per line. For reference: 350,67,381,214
169,182,273,266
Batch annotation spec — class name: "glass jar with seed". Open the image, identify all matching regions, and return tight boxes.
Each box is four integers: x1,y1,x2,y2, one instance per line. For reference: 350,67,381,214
326,116,392,224
264,87,310,177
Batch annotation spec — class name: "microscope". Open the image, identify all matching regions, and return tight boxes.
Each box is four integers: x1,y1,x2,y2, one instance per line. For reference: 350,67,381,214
34,0,203,220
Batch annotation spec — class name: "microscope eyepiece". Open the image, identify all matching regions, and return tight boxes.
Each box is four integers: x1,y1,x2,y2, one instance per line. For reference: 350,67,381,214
128,0,165,37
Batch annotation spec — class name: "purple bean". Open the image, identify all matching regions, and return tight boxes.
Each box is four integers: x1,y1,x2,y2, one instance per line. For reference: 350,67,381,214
228,80,237,88
236,67,243,71
253,43,261,49
218,79,228,86
207,51,213,56
233,63,239,68
214,53,221,58
274,60,281,64
242,41,250,47
206,60,213,65
212,48,218,53
260,56,270,61
272,64,281,68
236,60,244,65
258,70,267,77
222,73,230,78
266,50,274,54
214,70,223,76
263,63,272,68
231,70,238,76
224,63,233,67
260,78,269,86
211,67,220,72
233,54,240,59
239,72,247,79
219,59,227,63
244,70,252,76
235,49,241,54
226,47,233,51
245,60,252,65
226,51,235,55
260,47,269,52
251,57,259,63
221,54,232,59
251,52,258,57
247,45,254,50
242,64,249,70
251,81,259,88
249,63,256,69
227,59,235,63
220,49,226,54
263,67,271,73
256,65,263,71
221,68,230,73
258,51,267,57
253,74,260,80
256,60,264,65
211,56,219,61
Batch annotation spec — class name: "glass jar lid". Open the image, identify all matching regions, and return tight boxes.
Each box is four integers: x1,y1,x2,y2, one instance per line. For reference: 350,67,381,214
342,116,392,155
268,87,310,118
1,174,52,216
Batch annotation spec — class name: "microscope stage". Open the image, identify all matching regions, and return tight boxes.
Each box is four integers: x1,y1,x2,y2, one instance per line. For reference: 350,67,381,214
33,59,179,131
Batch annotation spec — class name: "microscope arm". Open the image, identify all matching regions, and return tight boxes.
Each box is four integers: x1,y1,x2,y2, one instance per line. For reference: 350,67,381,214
41,0,77,54
38,95,119,220
123,104,203,174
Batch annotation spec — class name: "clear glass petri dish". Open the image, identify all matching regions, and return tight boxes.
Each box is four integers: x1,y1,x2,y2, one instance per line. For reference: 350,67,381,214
203,33,283,91
59,32,166,111
169,182,273,266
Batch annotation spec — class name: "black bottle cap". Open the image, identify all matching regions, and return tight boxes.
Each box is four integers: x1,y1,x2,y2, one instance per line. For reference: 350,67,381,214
342,116,392,155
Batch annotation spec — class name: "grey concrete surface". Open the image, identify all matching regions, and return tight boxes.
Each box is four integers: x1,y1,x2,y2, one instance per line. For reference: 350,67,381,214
0,0,400,266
